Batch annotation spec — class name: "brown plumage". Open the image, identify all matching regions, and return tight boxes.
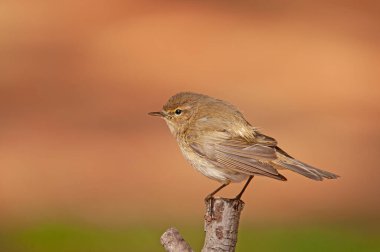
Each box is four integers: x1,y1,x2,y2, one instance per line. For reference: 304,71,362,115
149,92,339,199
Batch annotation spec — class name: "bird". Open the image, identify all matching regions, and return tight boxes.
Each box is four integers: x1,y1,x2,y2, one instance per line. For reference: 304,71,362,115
149,92,339,200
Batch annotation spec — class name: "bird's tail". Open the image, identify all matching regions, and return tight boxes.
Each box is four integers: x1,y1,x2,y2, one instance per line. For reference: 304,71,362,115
272,147,339,181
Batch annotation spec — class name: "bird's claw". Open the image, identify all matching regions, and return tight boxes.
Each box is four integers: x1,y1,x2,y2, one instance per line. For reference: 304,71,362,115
204,195,215,220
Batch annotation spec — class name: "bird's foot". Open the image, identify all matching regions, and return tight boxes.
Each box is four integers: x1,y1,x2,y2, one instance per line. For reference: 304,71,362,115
204,194,213,203
233,194,242,201
204,195,215,221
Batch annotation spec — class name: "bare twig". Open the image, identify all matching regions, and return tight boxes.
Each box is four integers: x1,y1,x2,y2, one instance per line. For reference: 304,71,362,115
202,198,244,252
161,227,194,252
160,197,244,252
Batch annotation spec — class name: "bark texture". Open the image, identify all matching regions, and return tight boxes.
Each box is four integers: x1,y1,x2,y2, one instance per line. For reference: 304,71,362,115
160,227,194,252
160,197,244,252
202,198,244,252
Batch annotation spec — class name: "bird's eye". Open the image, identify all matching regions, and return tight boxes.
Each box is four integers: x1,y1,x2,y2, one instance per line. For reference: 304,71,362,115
175,109,182,115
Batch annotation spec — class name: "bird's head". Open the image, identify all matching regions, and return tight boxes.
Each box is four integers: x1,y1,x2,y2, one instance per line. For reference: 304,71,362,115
148,92,206,136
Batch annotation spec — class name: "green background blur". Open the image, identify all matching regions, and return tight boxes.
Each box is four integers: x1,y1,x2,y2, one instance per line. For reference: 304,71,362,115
1,0,380,251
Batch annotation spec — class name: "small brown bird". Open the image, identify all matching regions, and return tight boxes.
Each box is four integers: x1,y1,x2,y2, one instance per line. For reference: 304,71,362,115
149,92,339,200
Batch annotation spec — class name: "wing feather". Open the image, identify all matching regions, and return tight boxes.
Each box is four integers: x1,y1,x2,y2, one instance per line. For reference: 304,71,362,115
217,143,277,160
211,152,286,181
188,131,286,181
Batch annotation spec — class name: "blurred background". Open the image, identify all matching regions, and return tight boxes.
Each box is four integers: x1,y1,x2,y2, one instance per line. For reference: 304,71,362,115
1,0,380,251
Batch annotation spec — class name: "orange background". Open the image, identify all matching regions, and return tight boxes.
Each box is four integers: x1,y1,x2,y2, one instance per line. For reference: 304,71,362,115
1,0,379,225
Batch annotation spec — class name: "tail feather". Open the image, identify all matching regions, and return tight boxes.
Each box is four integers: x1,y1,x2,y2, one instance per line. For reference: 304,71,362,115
297,160,339,179
273,148,339,181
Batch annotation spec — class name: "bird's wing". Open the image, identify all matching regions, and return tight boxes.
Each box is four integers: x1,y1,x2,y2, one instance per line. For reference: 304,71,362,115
255,132,278,146
188,131,286,181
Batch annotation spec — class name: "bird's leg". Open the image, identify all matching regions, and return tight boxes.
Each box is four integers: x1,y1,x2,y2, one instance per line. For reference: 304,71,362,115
204,182,229,202
234,176,254,200
204,182,230,218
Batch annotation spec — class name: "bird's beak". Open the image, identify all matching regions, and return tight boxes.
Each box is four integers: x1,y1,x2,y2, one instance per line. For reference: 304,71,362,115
148,111,165,117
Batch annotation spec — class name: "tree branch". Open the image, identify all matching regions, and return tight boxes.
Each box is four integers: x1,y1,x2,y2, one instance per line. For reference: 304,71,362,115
202,198,244,252
160,227,194,252
161,197,244,252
